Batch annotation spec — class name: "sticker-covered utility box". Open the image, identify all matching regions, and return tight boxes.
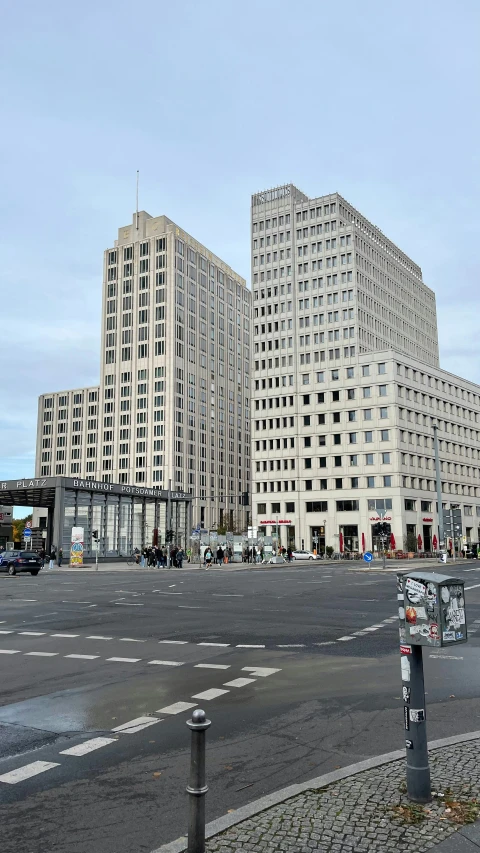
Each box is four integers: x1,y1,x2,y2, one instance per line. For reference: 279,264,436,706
398,571,467,647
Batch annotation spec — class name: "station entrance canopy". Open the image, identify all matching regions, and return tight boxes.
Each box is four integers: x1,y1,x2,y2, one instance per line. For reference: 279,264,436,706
2,476,192,560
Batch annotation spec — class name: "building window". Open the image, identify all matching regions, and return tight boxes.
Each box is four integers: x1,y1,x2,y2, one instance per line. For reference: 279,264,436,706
381,430,389,441
383,475,392,487
378,363,386,374
336,500,359,511
365,431,373,443
351,477,359,488
380,407,388,419
378,385,387,397
306,501,327,512
405,499,416,511
421,501,432,512
366,476,375,488
366,453,374,465
362,365,370,377
335,478,343,489
257,503,267,514
382,452,391,464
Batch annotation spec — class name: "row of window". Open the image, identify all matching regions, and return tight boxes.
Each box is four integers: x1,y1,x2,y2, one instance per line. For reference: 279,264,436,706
257,452,391,471
255,476,392,491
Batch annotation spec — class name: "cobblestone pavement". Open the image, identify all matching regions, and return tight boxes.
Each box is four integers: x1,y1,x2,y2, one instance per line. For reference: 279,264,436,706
207,741,480,853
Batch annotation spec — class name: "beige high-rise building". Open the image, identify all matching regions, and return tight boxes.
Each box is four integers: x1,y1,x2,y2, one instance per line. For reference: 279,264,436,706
251,184,480,555
35,211,251,534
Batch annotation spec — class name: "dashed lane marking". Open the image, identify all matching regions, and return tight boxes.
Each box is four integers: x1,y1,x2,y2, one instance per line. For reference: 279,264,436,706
119,638,145,643
106,657,142,663
242,667,281,677
50,633,80,637
19,631,46,636
337,636,355,641
158,639,188,644
430,654,464,660
148,660,184,666
112,716,161,733
86,635,113,640
0,761,61,784
64,654,100,660
25,652,58,657
194,663,230,670
59,737,117,756
224,677,256,688
157,702,197,715
0,649,20,654
277,644,305,648
192,687,230,701
197,642,230,647
236,644,265,648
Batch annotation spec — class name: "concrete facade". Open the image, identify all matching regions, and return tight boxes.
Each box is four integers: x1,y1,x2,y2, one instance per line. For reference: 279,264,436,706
35,212,251,534
251,185,479,554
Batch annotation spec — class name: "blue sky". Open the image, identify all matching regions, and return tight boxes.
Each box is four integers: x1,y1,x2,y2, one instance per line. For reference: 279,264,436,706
1,0,479,501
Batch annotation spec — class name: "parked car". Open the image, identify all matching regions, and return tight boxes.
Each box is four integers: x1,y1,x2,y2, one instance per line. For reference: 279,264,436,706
291,549,318,561
0,551,43,576
267,555,286,564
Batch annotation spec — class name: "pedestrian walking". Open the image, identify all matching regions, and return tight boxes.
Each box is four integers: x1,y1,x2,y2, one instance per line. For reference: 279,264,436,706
216,545,224,565
186,547,191,563
204,547,212,569
176,547,184,568
57,548,63,567
39,548,46,567
49,546,56,570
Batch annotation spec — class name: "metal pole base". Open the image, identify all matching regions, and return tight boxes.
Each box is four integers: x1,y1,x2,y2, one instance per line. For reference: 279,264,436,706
406,764,432,803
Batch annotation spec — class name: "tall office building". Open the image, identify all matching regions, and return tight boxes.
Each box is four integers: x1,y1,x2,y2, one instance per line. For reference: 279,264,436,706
35,211,251,534
251,184,480,554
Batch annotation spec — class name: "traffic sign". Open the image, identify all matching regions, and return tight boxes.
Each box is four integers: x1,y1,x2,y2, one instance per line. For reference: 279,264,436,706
363,552,373,563
25,520,32,529
23,528,32,538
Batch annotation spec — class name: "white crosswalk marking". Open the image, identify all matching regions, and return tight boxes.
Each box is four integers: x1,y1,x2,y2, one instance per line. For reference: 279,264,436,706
59,737,117,756
0,761,60,784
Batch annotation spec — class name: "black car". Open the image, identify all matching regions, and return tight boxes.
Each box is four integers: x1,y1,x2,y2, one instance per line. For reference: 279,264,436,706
0,551,43,576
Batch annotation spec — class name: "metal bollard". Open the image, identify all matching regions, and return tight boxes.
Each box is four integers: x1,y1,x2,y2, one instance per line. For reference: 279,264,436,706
186,709,211,853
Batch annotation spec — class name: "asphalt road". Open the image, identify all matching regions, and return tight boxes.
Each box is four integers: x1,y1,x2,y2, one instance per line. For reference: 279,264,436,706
1,561,480,853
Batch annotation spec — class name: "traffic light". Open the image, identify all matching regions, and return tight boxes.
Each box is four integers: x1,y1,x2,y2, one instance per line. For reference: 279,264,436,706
92,530,99,540
165,529,174,543
373,523,381,537
382,522,391,536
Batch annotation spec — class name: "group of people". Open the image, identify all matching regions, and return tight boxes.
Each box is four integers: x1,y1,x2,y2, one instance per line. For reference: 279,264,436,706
38,547,63,569
134,545,186,568
203,545,231,568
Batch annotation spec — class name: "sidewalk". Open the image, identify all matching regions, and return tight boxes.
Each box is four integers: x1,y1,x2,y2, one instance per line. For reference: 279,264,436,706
154,732,480,853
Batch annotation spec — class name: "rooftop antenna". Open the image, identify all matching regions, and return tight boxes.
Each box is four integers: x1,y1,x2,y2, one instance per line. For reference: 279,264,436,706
136,170,139,230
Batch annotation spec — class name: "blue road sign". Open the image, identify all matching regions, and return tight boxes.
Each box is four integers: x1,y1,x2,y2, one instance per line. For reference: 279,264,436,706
23,528,32,538
363,551,373,563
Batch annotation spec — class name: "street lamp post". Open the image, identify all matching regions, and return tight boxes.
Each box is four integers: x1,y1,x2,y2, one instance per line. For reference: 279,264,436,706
433,422,444,551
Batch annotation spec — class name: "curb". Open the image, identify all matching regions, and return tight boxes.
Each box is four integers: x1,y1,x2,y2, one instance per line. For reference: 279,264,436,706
151,730,480,853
